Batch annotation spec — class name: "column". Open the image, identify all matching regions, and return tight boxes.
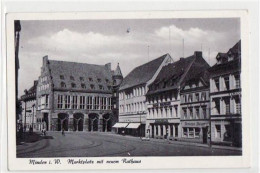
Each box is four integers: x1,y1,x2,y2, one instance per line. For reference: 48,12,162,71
163,125,166,138
154,125,157,137
158,125,161,137
173,125,175,137
168,125,171,137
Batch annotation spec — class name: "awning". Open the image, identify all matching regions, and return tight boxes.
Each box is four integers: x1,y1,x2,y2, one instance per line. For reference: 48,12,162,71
126,123,141,129
112,123,129,128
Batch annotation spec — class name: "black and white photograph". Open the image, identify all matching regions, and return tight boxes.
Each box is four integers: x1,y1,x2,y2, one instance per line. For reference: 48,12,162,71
15,17,242,158
5,10,252,171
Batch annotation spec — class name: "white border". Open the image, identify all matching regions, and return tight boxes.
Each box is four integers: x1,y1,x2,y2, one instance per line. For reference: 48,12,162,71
1,4,255,170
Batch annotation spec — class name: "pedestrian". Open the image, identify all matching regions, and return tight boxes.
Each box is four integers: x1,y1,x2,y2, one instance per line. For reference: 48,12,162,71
62,128,65,136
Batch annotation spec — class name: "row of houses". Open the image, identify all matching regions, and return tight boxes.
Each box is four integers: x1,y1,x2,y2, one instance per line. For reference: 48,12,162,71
115,40,241,147
20,40,241,147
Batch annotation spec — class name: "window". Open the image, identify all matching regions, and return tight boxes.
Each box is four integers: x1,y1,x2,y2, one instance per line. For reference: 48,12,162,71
214,99,220,114
224,125,232,141
81,83,86,89
89,77,93,82
195,107,199,119
80,96,85,109
57,95,63,109
90,84,95,89
215,125,221,138
108,98,112,110
72,96,78,109
79,77,84,81
103,97,107,110
97,78,101,83
214,78,220,91
60,75,64,80
188,128,194,138
71,83,76,88
235,75,240,89
45,95,49,108
105,79,109,83
99,85,104,90
202,106,207,119
189,107,193,119
195,128,200,138
64,95,70,109
183,128,188,137
183,95,187,103
195,93,199,101
70,76,75,80
60,82,66,88
174,106,178,117
183,108,187,119
224,76,230,90
94,97,100,110
201,92,206,101
224,98,230,114
235,97,241,114
107,86,111,90
87,96,93,109
188,94,193,102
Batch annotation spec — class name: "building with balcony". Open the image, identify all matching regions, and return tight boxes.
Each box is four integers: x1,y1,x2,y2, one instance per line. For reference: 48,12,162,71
208,40,241,147
116,54,173,137
20,80,38,131
36,56,122,132
146,51,209,140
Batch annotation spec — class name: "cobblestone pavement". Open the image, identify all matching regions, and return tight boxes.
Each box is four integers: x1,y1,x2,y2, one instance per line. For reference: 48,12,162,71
17,132,242,158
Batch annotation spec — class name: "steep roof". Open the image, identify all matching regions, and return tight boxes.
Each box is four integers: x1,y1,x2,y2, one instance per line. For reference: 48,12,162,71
228,40,241,54
119,54,168,90
113,63,123,76
147,52,210,95
48,60,113,92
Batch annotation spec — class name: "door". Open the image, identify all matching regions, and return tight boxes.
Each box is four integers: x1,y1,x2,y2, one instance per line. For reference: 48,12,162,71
202,128,207,144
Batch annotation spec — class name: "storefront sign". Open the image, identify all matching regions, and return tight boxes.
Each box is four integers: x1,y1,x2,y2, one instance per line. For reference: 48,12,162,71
153,102,171,108
229,91,241,97
154,119,169,124
181,121,209,127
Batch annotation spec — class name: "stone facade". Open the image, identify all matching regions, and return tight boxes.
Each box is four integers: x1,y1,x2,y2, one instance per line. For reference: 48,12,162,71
36,56,122,132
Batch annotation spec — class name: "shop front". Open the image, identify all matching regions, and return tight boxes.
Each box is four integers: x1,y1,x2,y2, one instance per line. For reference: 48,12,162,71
181,120,209,144
147,119,181,140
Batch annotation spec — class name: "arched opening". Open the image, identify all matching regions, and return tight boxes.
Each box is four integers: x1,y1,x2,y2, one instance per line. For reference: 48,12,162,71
73,113,84,131
102,113,112,132
58,113,69,131
88,113,99,131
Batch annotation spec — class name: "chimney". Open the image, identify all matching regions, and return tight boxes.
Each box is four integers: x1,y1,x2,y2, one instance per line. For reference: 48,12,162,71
105,63,111,71
43,55,48,65
180,57,184,61
194,51,202,58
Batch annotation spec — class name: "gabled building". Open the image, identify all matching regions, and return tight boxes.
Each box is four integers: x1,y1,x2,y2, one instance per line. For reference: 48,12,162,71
146,51,209,140
20,80,38,131
36,56,122,132
208,40,242,147
180,70,210,144
116,54,173,137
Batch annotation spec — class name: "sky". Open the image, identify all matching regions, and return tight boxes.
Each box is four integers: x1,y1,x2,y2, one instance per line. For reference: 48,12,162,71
18,18,240,97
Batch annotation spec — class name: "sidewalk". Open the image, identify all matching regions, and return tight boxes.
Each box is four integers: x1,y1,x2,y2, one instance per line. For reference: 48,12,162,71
100,132,242,152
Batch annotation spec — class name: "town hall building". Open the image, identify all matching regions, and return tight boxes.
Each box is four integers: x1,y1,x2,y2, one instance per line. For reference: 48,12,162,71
36,56,123,132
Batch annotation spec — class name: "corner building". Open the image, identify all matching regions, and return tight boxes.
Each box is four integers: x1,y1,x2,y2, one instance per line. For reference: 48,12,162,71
208,40,242,147
20,80,38,130
117,54,173,137
146,51,209,140
36,56,122,132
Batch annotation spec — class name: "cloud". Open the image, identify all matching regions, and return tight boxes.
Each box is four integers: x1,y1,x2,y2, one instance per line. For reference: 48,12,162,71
18,23,239,97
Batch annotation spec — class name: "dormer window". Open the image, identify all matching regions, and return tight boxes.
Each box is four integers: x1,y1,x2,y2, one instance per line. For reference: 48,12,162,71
89,78,93,82
70,76,75,81
61,82,66,88
81,83,86,89
97,78,101,83
71,83,76,88
79,77,84,81
90,84,95,89
99,85,104,90
60,75,64,80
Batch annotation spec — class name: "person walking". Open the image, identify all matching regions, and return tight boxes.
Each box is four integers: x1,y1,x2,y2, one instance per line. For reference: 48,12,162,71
62,128,65,136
